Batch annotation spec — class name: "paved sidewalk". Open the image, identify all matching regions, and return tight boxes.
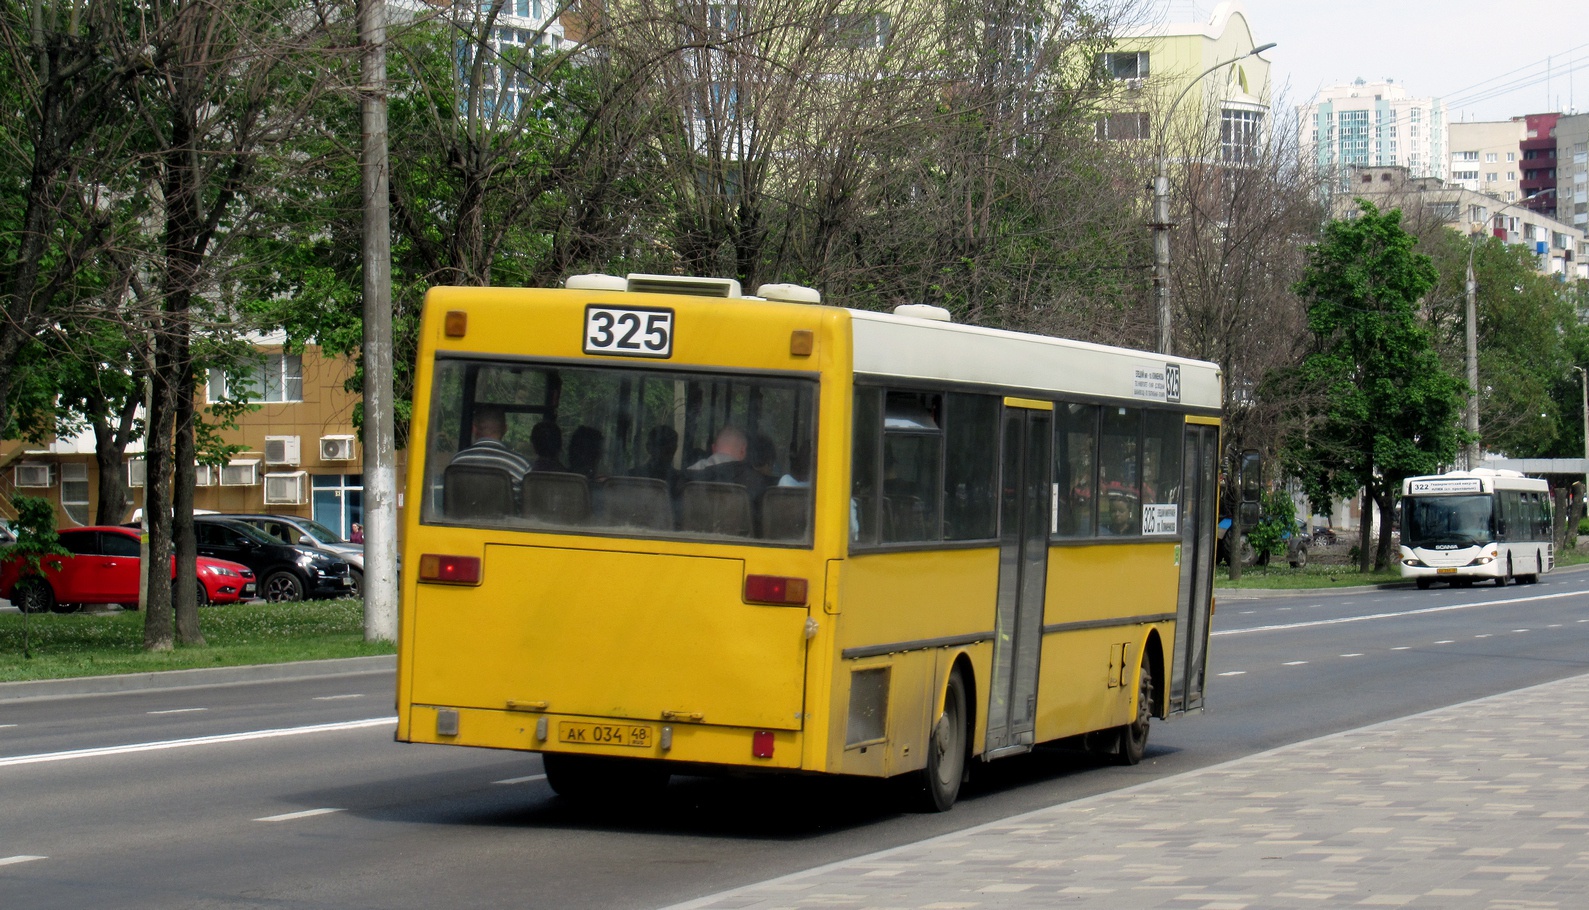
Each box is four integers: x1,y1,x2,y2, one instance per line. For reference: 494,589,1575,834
664,672,1589,910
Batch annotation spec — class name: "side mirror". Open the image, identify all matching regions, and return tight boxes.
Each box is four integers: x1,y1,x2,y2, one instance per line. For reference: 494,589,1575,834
298,535,314,546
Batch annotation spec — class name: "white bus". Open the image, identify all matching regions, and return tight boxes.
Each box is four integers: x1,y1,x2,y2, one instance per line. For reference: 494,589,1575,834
1399,469,1554,589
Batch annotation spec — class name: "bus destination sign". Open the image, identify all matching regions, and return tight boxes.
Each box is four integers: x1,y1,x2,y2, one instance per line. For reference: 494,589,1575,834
1408,477,1484,494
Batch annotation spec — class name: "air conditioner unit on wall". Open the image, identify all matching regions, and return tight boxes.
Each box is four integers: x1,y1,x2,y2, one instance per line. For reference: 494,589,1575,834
221,459,260,486
264,435,301,466
320,435,356,461
14,463,52,488
264,471,307,505
195,464,217,487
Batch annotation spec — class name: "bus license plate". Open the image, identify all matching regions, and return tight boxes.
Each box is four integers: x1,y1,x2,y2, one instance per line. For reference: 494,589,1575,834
559,722,654,748
1436,568,1457,574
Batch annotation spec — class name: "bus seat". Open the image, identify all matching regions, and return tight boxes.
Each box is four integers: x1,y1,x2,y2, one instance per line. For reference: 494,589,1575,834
679,481,753,537
522,472,591,524
760,487,810,540
443,464,515,519
599,476,674,530
884,494,928,541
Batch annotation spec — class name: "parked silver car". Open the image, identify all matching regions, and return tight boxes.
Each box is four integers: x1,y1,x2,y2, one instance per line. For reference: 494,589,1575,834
210,514,365,595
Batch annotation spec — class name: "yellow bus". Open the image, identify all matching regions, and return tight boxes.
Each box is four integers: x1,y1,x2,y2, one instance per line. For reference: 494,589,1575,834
396,273,1221,811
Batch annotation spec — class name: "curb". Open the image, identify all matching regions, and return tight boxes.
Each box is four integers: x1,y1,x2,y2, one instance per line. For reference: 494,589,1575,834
0,654,396,703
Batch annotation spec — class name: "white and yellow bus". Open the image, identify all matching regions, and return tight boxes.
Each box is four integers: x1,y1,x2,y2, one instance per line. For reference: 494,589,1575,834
396,274,1222,811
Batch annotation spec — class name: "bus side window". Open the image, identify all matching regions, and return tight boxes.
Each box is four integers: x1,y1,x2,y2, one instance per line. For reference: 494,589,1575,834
851,388,883,544
943,393,999,540
1053,403,1098,537
880,391,943,543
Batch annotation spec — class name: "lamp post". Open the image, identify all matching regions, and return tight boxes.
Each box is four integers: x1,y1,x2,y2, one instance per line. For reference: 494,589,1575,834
1573,365,1589,517
1151,41,1276,355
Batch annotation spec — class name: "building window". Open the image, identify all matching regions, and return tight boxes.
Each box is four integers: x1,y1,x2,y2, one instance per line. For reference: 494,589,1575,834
1485,152,1497,162
1221,109,1263,164
1508,151,1517,161
1508,171,1516,181
1486,172,1498,182
207,353,303,403
61,463,89,526
823,11,889,48
1095,112,1150,141
1101,51,1149,80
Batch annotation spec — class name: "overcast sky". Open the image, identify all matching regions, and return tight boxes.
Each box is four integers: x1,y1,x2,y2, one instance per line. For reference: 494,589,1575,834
1145,0,1588,123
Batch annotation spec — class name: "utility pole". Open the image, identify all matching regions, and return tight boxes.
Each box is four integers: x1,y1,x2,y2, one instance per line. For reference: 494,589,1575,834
1465,253,1480,469
1150,42,1275,355
360,0,398,641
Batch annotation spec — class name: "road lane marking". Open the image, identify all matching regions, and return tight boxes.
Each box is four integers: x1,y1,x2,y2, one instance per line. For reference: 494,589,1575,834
1213,589,1586,637
1435,640,1455,644
1283,661,1308,666
0,717,394,768
312,694,366,701
0,855,46,866
148,708,208,715
1217,671,1246,677
256,808,344,822
1391,646,1410,650
0,724,16,729
494,774,548,785
1340,653,1363,657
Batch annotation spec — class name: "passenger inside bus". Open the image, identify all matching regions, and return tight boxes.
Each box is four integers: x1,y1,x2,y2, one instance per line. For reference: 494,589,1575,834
529,422,566,473
447,405,531,491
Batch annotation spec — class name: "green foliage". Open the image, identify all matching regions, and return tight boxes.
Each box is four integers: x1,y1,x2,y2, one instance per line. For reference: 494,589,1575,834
1246,489,1297,562
1281,202,1468,569
2,495,68,579
1578,516,1589,536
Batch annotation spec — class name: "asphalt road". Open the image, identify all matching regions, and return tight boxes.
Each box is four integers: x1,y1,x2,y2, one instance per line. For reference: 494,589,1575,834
5,570,1589,910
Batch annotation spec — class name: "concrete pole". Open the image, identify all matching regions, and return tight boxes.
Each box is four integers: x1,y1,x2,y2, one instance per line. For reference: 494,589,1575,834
1575,366,1589,515
360,0,398,641
1465,252,1480,470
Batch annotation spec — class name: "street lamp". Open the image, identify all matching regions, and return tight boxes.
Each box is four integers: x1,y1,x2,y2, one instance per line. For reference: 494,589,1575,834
1151,41,1276,355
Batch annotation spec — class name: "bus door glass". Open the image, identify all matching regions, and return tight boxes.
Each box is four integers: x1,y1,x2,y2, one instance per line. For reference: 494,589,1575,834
986,403,1051,754
1171,423,1218,714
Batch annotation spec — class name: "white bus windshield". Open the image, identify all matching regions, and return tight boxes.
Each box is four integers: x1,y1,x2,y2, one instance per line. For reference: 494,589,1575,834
422,358,818,544
1403,495,1494,548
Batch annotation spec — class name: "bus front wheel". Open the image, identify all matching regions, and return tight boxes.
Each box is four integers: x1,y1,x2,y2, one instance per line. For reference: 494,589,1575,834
1415,578,1432,590
909,670,968,812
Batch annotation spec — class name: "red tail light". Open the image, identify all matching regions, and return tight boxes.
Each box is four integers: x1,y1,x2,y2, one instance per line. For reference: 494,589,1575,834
419,554,481,585
744,574,807,606
752,730,775,759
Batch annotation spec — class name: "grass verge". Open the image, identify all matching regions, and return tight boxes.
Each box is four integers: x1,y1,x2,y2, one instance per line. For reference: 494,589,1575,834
1217,545,1589,590
0,598,394,683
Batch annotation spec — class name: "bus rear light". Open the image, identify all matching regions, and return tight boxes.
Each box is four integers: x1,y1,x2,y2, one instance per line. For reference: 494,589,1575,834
444,310,468,337
752,730,775,758
744,574,807,606
419,554,482,585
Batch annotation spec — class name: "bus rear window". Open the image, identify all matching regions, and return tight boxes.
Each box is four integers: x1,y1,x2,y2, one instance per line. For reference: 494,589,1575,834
422,359,818,545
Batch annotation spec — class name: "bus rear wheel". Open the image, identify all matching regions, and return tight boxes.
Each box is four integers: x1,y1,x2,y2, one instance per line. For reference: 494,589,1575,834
908,670,968,812
1114,663,1152,766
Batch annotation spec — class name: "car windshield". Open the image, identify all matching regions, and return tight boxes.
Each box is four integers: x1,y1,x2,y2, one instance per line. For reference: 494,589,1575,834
422,358,818,545
222,521,284,546
295,518,345,545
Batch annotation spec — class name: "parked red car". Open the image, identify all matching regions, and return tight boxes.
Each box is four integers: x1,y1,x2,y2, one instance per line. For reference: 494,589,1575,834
0,526,256,614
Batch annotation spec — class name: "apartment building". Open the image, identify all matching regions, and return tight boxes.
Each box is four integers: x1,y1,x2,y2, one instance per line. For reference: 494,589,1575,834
1553,113,1586,232
1339,166,1587,282
0,340,373,539
1100,0,1274,160
1447,119,1527,200
1301,79,1447,183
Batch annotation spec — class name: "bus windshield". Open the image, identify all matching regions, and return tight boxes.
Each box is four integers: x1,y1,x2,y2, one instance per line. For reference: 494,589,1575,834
422,358,818,544
1403,494,1495,548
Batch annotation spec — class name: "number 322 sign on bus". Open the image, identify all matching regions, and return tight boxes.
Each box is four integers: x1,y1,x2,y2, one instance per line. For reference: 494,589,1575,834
583,305,674,358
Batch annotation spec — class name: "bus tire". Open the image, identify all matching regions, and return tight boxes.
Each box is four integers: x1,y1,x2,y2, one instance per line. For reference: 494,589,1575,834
543,753,669,804
1115,663,1152,766
1496,558,1511,587
909,670,968,812
1415,578,1431,590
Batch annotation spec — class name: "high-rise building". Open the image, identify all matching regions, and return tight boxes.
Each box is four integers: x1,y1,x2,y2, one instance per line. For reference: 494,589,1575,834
1300,79,1446,183
1447,119,1526,201
1558,114,1589,232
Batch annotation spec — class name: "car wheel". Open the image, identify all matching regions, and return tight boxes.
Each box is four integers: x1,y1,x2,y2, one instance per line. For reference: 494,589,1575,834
1289,546,1308,569
262,570,306,602
196,579,211,607
13,577,56,614
350,567,363,598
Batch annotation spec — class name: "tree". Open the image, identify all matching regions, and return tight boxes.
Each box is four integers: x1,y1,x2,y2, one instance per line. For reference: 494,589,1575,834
1282,201,1467,571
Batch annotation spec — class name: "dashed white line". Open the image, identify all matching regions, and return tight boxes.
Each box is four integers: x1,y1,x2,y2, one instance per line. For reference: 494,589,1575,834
0,717,394,767
1435,640,1455,644
1474,634,1492,639
0,855,46,866
0,724,17,729
1283,661,1308,666
494,774,549,785
1391,646,1410,650
148,708,208,715
1512,629,1531,633
1340,653,1364,657
255,808,344,822
312,694,366,701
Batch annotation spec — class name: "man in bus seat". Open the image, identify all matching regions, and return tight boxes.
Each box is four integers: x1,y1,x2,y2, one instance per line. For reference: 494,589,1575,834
528,421,567,473
1101,495,1137,535
687,426,749,471
685,425,771,504
449,405,531,494
631,425,682,488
